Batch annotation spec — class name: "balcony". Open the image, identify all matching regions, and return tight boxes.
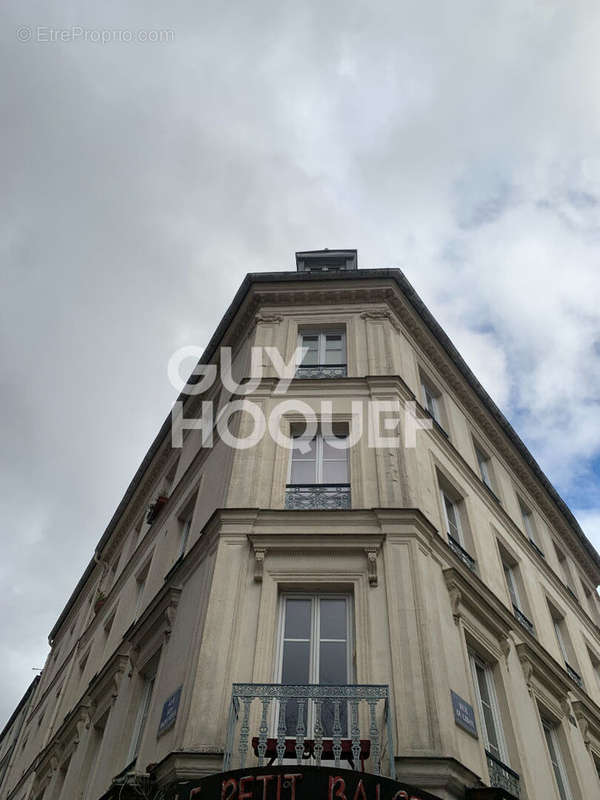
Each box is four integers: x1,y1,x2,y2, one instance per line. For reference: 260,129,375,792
285,484,351,510
566,662,584,689
295,364,348,379
486,751,520,798
447,535,477,573
224,683,395,778
512,605,535,637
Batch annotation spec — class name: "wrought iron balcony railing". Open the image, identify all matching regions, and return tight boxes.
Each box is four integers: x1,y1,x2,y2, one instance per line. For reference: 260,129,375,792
447,535,477,573
566,662,584,689
224,683,395,779
296,364,348,379
512,605,535,637
285,484,351,510
486,751,520,798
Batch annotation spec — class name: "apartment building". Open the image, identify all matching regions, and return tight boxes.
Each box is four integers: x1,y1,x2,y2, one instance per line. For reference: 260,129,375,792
2,250,600,800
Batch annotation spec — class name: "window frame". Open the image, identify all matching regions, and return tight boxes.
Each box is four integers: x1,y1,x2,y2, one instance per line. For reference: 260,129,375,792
441,489,465,547
287,428,350,486
468,652,509,765
297,329,347,368
541,718,573,800
127,660,158,763
275,593,354,736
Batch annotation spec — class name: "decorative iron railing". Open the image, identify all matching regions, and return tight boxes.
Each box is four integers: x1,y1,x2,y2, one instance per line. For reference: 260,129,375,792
486,751,520,798
566,662,584,689
285,484,351,510
224,684,395,779
447,535,477,573
512,605,535,637
296,364,348,379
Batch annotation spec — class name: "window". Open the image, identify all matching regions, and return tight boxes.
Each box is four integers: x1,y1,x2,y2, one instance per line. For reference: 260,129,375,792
278,595,351,735
288,427,349,485
553,616,568,663
588,647,600,693
519,499,542,552
82,710,109,799
103,609,116,640
178,517,192,558
441,490,464,546
582,582,600,625
421,378,442,425
503,562,521,610
553,543,576,596
474,444,494,491
128,661,158,762
176,491,197,559
469,653,508,763
542,719,572,800
298,330,346,367
296,330,347,378
133,560,151,620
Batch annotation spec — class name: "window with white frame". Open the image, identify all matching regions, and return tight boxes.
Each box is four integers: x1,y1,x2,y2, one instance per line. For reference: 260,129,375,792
133,559,152,620
441,489,464,547
542,718,573,800
288,426,349,486
518,499,541,551
503,561,521,610
278,594,352,735
176,491,197,559
474,443,494,491
298,330,346,368
421,377,442,425
553,543,576,595
469,653,508,764
548,603,571,665
128,661,158,763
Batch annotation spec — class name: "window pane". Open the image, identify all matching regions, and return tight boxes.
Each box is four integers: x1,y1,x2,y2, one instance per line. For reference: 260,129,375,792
322,459,349,483
290,460,316,484
322,438,348,459
475,664,500,757
444,496,460,540
292,438,317,460
319,641,347,684
320,599,347,639
284,599,311,639
281,641,310,684
301,336,319,365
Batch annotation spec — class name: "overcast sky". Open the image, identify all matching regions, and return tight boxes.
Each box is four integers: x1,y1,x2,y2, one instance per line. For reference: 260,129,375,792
1,1,600,726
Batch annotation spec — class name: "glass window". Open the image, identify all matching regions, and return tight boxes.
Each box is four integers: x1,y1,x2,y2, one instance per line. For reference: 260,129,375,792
519,500,538,546
280,595,351,736
542,719,572,800
503,563,521,609
289,431,349,485
475,446,493,489
128,665,157,762
299,331,346,367
442,491,463,545
469,653,507,764
421,380,441,424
